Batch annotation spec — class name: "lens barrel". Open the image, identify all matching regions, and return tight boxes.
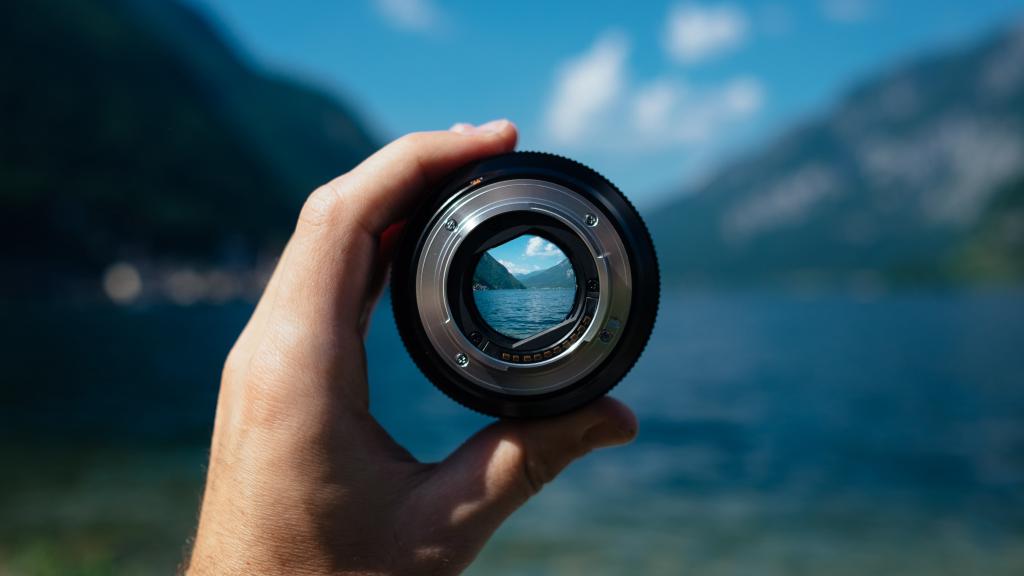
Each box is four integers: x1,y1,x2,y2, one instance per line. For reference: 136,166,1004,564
391,152,658,418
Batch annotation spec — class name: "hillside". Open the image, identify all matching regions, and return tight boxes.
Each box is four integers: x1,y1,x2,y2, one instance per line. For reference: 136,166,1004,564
649,23,1024,288
519,258,577,289
1,0,378,295
473,253,525,290
952,173,1024,281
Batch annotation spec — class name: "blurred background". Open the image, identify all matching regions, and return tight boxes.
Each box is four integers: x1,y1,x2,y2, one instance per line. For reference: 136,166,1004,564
3,0,1024,574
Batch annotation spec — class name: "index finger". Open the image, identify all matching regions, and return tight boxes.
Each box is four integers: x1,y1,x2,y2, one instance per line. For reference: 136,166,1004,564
303,120,518,237
276,121,518,333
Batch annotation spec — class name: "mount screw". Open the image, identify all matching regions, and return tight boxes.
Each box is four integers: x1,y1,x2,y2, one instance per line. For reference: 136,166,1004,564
444,218,458,231
586,278,599,292
599,329,613,343
455,353,469,367
584,213,599,227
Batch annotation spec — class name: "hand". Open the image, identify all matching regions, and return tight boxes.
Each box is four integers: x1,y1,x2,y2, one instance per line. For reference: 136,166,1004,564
186,120,638,575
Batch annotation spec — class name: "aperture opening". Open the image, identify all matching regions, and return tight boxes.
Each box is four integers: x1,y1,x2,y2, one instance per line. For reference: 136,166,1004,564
472,234,577,340
446,212,599,365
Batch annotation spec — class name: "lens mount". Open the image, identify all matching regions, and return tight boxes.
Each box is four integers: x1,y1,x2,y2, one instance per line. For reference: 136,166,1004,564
391,152,658,418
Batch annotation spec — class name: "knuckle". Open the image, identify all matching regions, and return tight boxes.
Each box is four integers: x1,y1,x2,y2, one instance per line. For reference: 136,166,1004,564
394,131,429,151
516,440,557,496
388,131,433,161
221,345,245,383
499,428,562,497
298,181,347,230
520,449,554,496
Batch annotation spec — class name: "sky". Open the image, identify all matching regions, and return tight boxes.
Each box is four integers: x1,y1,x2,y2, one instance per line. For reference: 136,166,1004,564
485,235,567,277
186,0,1024,208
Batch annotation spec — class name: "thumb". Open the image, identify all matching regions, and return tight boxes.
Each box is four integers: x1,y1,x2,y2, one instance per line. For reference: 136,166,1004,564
417,398,637,549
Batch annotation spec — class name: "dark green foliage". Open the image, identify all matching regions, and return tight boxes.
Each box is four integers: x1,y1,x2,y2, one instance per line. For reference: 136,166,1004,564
472,253,525,290
0,0,377,294
952,174,1024,281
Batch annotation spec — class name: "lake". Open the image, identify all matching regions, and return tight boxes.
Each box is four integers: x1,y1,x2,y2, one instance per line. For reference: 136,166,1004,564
2,291,1023,574
473,287,575,339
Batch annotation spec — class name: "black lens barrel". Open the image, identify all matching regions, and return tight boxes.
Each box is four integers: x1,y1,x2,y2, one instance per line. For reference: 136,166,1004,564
390,152,659,418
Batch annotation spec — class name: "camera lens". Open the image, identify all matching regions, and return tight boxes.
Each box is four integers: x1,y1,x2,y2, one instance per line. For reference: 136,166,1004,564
391,152,659,418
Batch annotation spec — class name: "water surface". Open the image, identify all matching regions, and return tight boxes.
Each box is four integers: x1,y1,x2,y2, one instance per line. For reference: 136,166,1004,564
473,288,575,339
3,291,1023,574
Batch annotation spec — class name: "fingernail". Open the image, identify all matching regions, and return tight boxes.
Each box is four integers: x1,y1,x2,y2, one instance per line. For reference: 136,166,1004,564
449,122,474,134
473,119,510,134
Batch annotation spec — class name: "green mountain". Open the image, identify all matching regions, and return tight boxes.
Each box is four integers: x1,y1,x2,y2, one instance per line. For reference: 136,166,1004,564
952,173,1024,282
519,258,576,289
473,253,525,290
2,0,378,294
648,24,1024,288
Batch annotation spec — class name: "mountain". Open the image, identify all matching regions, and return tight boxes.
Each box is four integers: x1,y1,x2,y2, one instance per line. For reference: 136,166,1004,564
952,172,1024,281
1,0,378,295
519,258,577,289
649,24,1024,288
473,253,525,290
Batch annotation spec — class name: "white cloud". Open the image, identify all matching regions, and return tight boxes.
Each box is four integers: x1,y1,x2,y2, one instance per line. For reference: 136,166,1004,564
632,79,682,134
821,0,872,23
524,237,562,257
630,76,764,145
374,0,445,33
544,29,765,153
498,260,540,275
723,76,763,114
664,3,748,64
545,32,629,144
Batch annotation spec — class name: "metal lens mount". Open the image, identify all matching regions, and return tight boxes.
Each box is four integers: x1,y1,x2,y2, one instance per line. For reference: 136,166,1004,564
391,152,659,418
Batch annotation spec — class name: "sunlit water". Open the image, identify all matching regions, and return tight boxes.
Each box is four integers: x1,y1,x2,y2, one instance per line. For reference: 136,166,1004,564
3,291,1024,574
473,288,575,339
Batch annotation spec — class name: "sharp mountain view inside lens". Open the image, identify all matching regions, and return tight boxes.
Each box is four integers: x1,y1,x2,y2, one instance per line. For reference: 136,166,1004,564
472,235,577,340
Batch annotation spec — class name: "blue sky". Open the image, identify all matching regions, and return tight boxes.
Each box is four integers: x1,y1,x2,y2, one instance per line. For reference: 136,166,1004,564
187,0,1024,208
485,235,567,277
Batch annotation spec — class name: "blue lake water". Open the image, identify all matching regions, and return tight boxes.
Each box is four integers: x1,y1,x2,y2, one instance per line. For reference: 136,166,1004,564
473,288,575,339
3,291,1024,574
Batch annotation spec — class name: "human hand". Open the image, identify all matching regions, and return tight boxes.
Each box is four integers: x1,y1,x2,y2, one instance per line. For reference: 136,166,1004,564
185,120,638,575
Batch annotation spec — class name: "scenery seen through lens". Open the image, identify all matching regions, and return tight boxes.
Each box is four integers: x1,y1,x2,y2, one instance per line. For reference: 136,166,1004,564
472,235,577,340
